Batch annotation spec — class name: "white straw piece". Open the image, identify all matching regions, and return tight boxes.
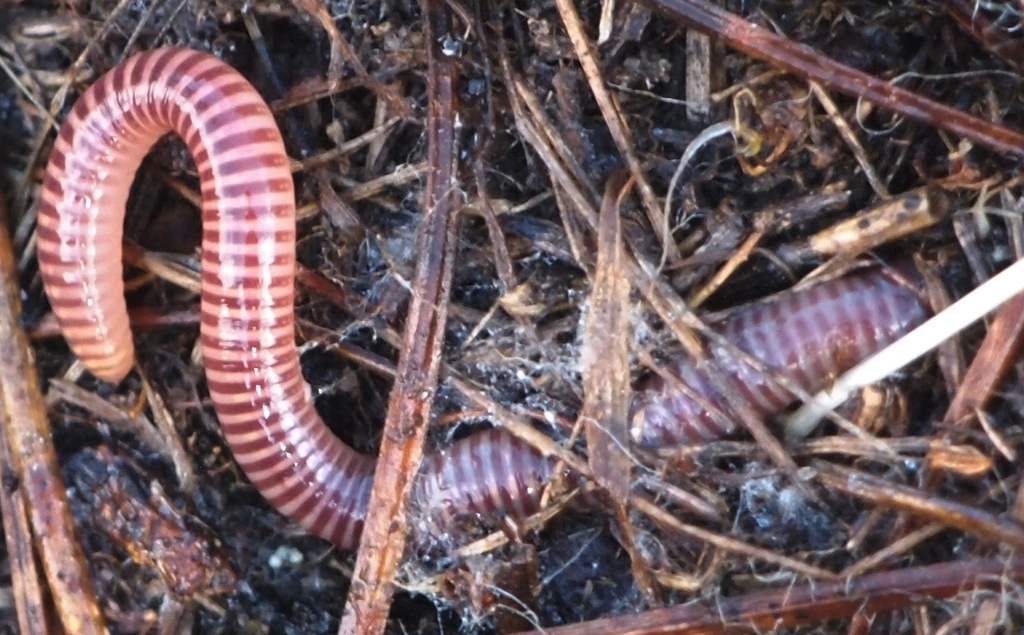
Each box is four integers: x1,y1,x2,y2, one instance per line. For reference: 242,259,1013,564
785,257,1024,440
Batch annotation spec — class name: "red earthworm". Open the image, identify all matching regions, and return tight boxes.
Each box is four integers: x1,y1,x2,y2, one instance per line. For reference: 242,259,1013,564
36,47,930,550
631,268,930,447
36,47,555,549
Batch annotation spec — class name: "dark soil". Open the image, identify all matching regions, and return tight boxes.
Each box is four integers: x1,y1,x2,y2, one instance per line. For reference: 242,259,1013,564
1,0,1023,633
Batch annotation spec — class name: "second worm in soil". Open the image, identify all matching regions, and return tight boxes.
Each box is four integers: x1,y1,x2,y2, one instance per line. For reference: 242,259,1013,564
36,47,929,550
632,269,930,447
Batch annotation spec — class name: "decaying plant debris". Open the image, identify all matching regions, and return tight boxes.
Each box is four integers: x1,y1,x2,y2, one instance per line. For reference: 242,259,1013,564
1,0,1024,633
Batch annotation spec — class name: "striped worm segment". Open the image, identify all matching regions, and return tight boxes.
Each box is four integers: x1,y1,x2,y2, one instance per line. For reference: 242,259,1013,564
37,48,556,549
417,428,557,522
632,269,930,447
36,48,930,549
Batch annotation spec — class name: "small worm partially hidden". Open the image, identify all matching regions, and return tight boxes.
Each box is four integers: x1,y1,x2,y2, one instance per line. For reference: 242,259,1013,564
631,269,930,447
37,48,928,550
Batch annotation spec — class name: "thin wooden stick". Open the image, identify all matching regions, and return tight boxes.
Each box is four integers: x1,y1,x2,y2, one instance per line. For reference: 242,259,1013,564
638,0,1024,157
814,462,1024,549
943,0,1024,77
337,1,460,632
513,555,1024,634
943,293,1024,424
554,0,679,260
0,198,50,635
0,201,108,632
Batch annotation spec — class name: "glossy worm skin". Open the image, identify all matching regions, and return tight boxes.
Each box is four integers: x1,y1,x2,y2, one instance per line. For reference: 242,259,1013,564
631,269,930,447
36,48,929,550
36,48,555,549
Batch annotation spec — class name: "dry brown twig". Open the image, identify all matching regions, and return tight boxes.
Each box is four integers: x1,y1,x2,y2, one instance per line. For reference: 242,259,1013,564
943,297,1024,425
554,0,680,262
580,172,662,603
512,555,1024,635
289,0,412,119
581,172,634,505
0,200,107,632
813,461,1024,551
503,44,820,501
467,147,545,348
337,1,461,633
12,1,1024,633
943,0,1024,77
638,0,1024,157
0,197,50,635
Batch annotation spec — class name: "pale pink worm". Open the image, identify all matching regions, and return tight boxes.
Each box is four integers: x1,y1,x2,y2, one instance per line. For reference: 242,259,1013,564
36,48,555,549
36,47,930,549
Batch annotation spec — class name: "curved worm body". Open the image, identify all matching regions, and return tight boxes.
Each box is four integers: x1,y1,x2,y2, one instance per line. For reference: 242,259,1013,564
631,269,930,447
37,48,555,549
37,48,929,550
